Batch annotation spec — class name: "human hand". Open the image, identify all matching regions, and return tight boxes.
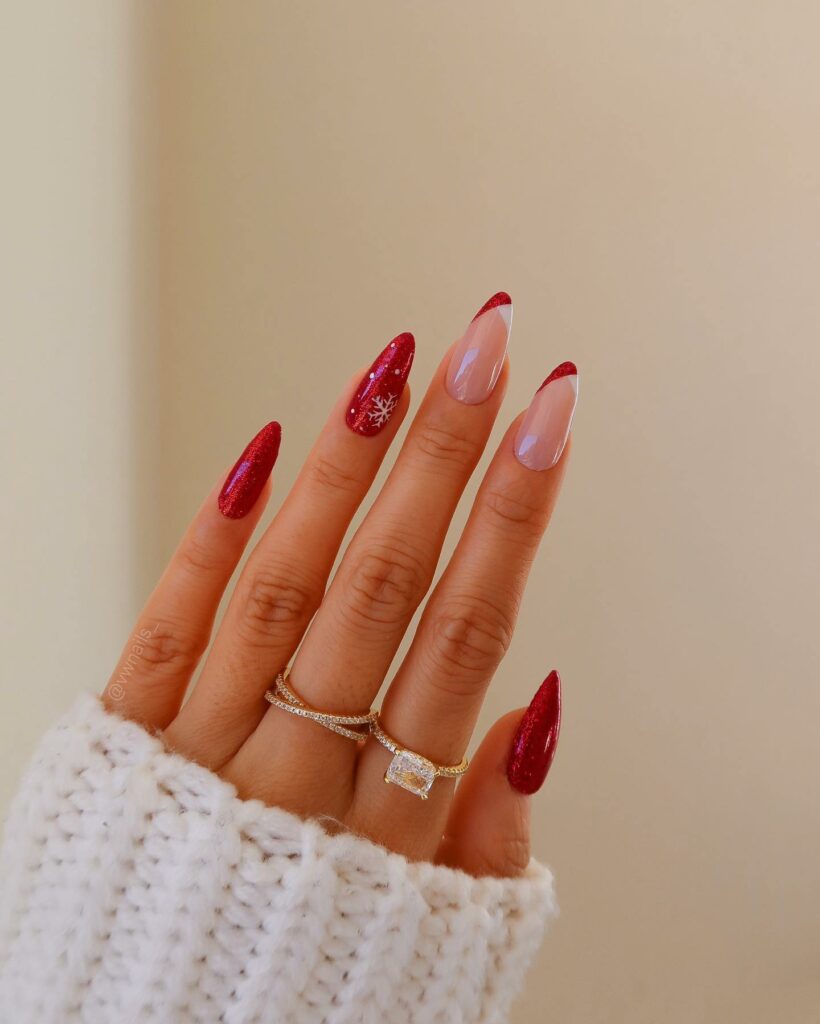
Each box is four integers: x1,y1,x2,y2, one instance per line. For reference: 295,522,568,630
103,293,576,877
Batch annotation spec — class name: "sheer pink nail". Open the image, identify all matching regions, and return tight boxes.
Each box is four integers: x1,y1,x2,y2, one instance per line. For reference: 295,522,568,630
445,291,512,405
514,362,578,471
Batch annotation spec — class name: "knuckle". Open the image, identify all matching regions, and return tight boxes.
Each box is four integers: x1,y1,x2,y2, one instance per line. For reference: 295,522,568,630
307,453,362,498
132,619,204,675
343,541,429,631
413,422,483,472
466,835,531,879
427,599,514,689
177,533,225,578
483,483,547,539
235,566,319,646
490,834,531,877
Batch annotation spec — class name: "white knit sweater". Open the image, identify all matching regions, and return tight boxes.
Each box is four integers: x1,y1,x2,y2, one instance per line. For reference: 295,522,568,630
0,695,556,1023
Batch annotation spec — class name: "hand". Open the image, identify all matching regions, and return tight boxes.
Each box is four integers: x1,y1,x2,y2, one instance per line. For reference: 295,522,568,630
102,293,576,876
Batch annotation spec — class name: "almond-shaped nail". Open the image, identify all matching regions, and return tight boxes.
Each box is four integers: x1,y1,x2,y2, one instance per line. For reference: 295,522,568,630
346,332,415,436
218,421,282,519
514,362,578,471
507,670,562,795
445,291,512,405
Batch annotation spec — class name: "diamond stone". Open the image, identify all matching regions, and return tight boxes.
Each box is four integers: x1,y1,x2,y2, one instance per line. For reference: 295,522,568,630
384,750,437,799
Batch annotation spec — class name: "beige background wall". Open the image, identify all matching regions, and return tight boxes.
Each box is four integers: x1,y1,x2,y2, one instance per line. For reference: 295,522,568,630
2,3,819,1021
1,4,156,801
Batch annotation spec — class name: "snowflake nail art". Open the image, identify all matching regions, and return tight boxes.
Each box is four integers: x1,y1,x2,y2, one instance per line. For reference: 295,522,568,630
346,333,414,437
367,393,398,428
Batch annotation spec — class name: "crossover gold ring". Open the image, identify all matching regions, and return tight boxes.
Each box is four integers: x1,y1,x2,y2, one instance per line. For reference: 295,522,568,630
265,672,376,742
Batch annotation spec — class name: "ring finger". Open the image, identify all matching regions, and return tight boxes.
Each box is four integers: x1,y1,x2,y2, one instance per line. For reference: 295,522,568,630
228,293,514,813
165,332,414,765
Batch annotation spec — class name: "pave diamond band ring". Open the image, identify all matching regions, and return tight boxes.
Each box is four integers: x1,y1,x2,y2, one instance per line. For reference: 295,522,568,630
370,714,469,800
265,672,376,742
266,676,469,798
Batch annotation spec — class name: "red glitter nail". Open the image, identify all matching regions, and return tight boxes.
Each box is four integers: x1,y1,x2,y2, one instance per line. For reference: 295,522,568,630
346,332,414,436
507,670,562,795
471,291,512,322
537,361,577,393
218,421,281,519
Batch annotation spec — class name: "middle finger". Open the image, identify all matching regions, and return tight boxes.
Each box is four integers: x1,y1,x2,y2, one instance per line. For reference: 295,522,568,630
230,293,513,813
353,365,576,858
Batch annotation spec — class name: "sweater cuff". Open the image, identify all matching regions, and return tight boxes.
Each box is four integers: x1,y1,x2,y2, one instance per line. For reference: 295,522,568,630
0,694,557,1024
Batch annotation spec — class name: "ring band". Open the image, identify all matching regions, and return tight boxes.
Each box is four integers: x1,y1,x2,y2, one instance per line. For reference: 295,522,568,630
265,672,376,742
370,714,468,800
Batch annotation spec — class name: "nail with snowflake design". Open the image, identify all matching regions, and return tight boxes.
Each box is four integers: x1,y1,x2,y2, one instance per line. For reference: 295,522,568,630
346,332,415,436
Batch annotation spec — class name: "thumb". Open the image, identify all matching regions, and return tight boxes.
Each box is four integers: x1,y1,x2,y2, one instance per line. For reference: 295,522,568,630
437,671,561,878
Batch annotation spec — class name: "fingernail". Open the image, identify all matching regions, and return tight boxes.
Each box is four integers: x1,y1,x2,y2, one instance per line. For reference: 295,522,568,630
445,291,512,404
218,421,282,519
346,332,415,436
507,670,562,795
514,362,578,471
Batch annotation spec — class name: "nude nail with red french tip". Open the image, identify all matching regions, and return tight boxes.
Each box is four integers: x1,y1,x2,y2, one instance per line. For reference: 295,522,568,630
445,291,513,405
515,362,579,471
507,670,562,795
346,332,415,436
218,421,282,519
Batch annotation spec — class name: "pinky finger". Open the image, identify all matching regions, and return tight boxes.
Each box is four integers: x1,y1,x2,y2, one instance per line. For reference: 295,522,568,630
102,422,281,730
437,671,561,879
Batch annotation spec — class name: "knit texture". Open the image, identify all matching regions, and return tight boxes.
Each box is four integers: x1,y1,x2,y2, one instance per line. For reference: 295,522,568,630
0,695,556,1024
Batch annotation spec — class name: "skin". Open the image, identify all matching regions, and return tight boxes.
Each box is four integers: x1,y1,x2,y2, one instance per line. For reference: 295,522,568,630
102,339,570,877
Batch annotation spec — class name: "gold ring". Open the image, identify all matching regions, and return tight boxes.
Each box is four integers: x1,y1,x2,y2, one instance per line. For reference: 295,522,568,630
370,714,468,799
265,672,376,742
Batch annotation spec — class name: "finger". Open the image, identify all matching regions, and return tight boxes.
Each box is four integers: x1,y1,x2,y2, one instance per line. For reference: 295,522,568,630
438,671,561,877
229,294,513,813
102,421,281,729
166,334,414,766
293,293,513,708
351,364,577,856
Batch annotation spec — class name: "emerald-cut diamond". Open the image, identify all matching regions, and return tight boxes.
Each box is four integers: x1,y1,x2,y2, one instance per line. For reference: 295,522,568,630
384,750,437,799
